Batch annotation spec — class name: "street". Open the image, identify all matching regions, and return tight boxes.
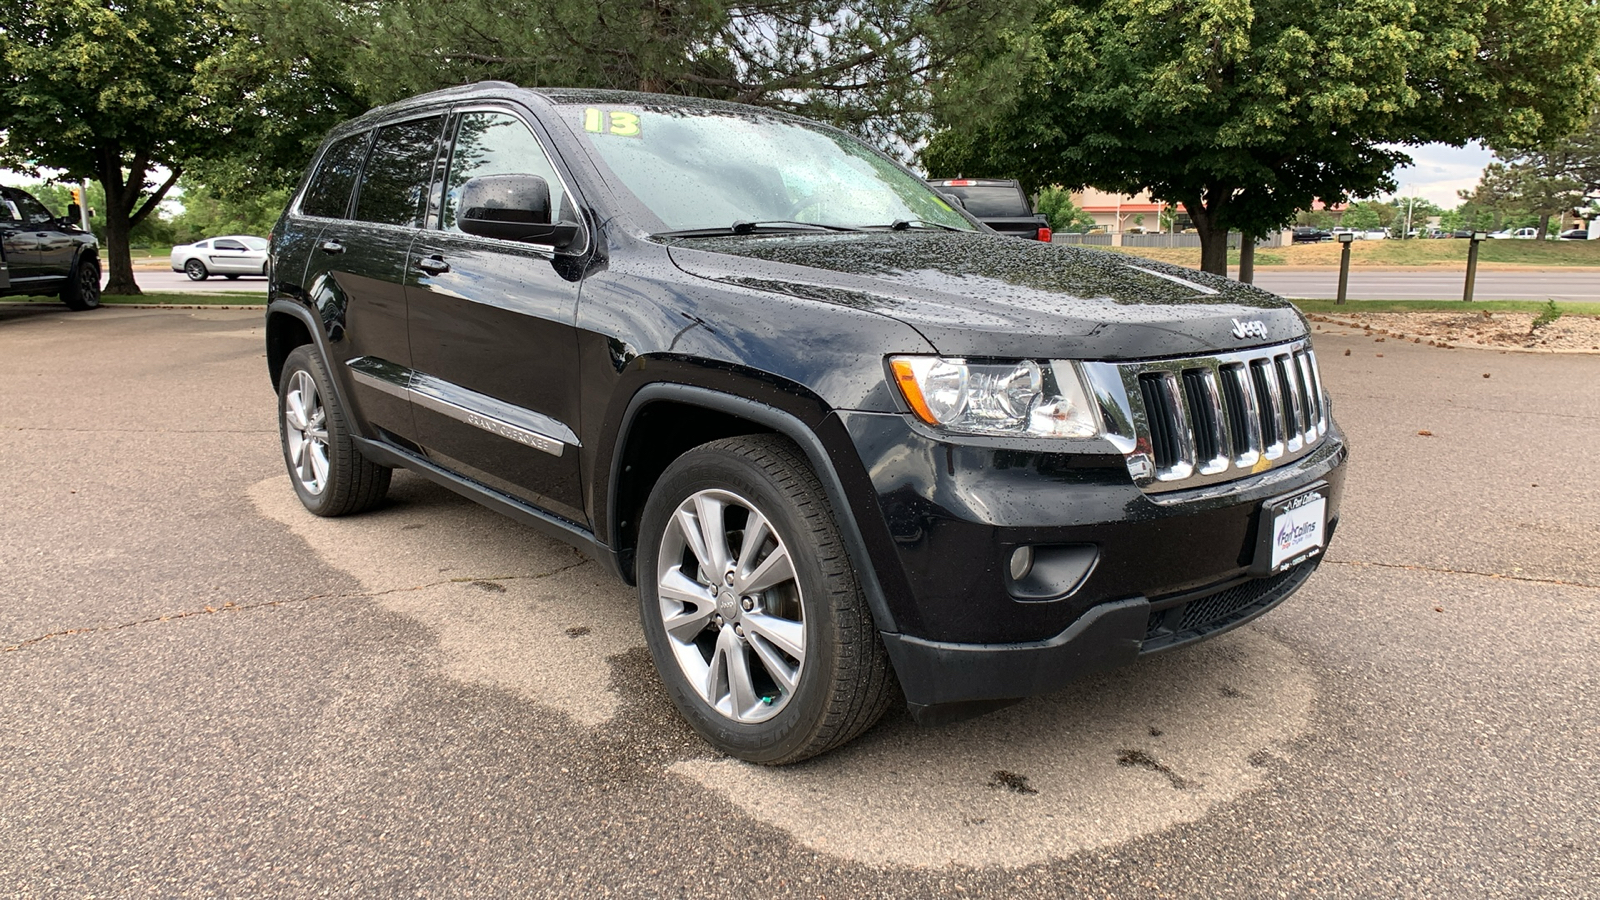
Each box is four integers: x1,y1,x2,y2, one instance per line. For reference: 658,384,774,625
1,306,1596,897
1251,268,1600,302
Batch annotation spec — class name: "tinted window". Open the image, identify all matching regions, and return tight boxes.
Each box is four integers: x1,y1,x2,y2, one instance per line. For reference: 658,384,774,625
356,116,444,228
442,112,571,233
939,185,1031,218
0,196,18,223
213,239,247,251
10,190,56,226
301,133,367,219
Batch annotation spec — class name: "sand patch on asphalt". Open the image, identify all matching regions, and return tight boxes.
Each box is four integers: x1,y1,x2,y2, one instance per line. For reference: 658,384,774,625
250,475,643,726
672,626,1315,868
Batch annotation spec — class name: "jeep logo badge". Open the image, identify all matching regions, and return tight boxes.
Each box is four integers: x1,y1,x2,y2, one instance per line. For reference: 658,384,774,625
1231,318,1268,340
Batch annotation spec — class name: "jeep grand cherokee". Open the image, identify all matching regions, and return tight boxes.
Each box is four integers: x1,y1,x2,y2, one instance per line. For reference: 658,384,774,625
266,83,1347,764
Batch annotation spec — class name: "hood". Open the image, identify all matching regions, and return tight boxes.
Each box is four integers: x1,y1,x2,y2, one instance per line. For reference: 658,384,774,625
666,231,1308,360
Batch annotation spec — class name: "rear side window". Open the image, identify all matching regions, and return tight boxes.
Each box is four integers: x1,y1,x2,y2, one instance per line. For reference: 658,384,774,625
301,133,367,219
941,185,1031,218
355,116,445,228
213,239,248,251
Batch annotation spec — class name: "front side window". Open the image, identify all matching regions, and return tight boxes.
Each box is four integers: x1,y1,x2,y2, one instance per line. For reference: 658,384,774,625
558,104,974,233
442,112,572,233
10,190,56,226
356,116,444,228
301,133,368,219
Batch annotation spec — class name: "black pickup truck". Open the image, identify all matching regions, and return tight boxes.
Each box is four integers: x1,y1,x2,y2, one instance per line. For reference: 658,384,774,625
926,178,1052,241
0,185,101,309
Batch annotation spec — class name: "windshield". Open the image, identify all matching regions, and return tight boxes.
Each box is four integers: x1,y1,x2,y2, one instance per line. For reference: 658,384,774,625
242,237,268,250
559,103,975,233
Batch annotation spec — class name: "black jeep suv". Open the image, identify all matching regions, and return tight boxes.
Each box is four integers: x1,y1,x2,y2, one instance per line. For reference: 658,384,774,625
267,83,1348,764
0,185,101,309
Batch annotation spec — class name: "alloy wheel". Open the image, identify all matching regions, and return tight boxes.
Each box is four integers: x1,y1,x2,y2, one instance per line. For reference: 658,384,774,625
655,488,806,723
283,370,330,495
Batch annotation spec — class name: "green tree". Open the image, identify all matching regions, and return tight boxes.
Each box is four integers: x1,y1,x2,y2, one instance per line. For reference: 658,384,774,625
1034,186,1096,233
1387,196,1442,237
923,0,1600,275
1339,202,1385,232
199,0,1036,194
0,0,243,293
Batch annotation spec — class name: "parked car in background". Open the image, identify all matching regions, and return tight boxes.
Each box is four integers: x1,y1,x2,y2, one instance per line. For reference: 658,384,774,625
1489,227,1539,240
1557,228,1592,240
0,184,101,309
170,235,269,280
1292,227,1331,243
925,178,1052,241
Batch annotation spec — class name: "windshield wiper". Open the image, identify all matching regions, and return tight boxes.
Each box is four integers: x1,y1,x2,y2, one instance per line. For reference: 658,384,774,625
882,219,963,232
656,220,867,238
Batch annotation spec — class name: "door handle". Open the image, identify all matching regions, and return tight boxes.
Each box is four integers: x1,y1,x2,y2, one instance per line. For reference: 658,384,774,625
416,256,450,275
319,240,345,254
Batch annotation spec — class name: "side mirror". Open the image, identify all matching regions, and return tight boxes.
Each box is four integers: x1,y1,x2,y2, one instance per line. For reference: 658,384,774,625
457,174,579,248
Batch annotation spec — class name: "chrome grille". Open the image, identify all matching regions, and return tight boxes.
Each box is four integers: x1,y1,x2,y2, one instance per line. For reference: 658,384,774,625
1081,340,1328,493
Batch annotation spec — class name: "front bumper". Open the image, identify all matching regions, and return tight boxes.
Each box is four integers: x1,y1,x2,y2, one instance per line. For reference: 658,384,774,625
836,410,1347,716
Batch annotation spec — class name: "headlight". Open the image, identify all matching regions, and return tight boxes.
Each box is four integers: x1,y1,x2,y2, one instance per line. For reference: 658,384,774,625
889,356,1101,438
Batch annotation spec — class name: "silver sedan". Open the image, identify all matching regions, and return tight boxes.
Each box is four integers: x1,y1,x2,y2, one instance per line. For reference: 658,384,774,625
170,235,269,280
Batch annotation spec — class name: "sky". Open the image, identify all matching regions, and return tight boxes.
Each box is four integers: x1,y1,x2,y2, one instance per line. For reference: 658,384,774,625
1378,141,1495,207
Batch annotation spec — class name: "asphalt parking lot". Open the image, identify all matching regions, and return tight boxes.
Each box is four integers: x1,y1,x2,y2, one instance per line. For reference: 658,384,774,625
2,306,1596,897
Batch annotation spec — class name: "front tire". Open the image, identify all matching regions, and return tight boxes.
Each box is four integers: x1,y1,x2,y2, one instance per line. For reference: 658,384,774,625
277,345,391,516
637,435,896,764
60,256,100,310
184,259,208,281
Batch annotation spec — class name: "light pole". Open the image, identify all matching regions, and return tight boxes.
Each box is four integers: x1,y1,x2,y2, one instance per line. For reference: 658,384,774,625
1463,231,1487,301
1336,231,1355,304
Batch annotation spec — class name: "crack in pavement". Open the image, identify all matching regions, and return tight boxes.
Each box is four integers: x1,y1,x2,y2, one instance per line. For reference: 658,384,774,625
1325,557,1599,590
1,559,590,655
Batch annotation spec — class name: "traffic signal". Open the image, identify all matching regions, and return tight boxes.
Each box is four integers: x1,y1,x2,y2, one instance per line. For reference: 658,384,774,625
70,188,82,205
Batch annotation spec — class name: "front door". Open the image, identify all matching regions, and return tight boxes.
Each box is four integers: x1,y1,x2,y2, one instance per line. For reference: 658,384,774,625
405,108,588,525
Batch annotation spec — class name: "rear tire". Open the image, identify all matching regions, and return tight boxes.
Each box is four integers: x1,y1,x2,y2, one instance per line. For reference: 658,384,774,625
184,259,208,281
60,256,100,310
637,435,896,764
277,345,391,516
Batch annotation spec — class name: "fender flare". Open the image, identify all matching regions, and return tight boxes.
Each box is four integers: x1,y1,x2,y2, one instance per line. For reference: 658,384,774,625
611,382,901,635
265,299,355,424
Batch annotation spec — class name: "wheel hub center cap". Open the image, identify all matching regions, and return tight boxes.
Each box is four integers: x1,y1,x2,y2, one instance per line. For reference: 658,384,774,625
716,590,740,621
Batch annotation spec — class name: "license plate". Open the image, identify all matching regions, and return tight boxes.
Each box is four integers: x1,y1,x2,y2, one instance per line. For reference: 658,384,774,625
1254,485,1328,575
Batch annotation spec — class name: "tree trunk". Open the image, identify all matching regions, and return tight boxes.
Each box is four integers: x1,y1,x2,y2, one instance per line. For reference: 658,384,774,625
1185,202,1230,276
1536,212,1552,240
93,147,181,295
1238,239,1255,284
98,177,141,295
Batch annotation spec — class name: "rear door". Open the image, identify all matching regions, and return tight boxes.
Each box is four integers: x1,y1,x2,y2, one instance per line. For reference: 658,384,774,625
403,106,588,524
296,114,447,445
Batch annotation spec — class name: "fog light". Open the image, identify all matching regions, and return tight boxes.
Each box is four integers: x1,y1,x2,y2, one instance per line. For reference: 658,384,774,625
1009,546,1035,581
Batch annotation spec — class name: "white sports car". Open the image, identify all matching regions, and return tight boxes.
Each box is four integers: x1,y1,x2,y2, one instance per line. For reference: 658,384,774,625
170,235,269,280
